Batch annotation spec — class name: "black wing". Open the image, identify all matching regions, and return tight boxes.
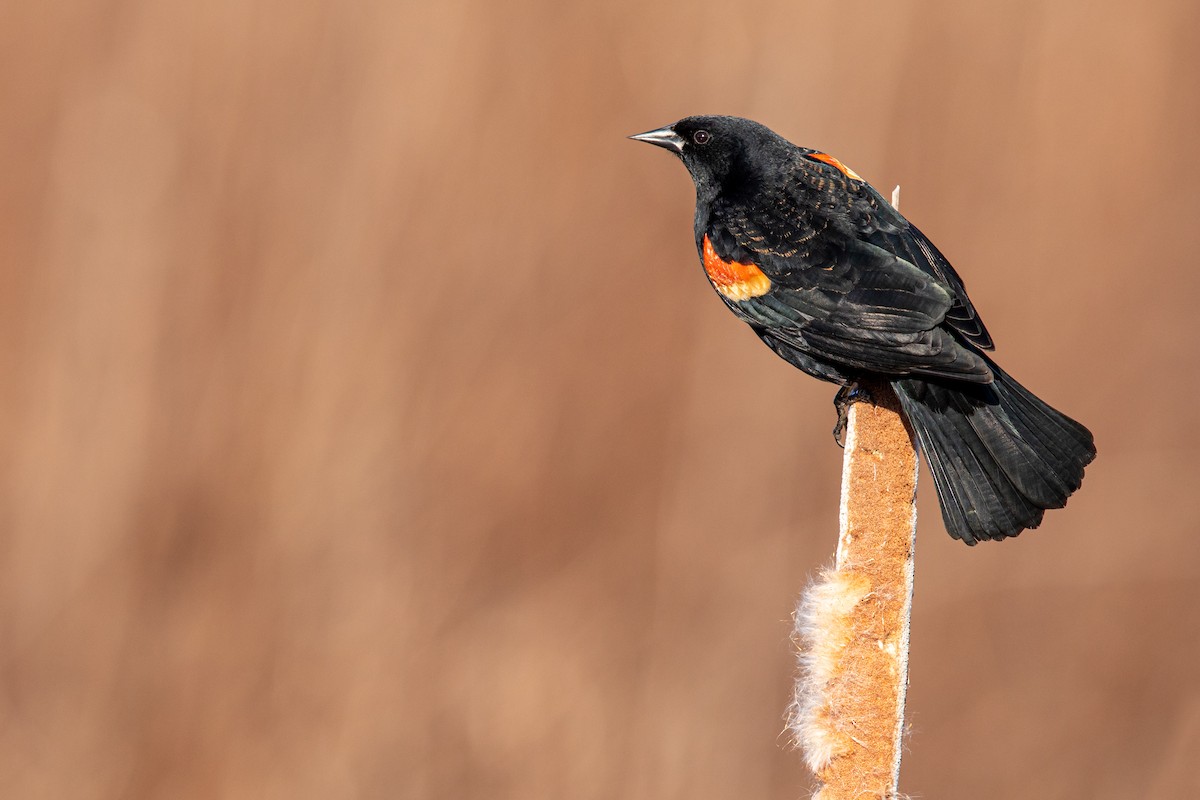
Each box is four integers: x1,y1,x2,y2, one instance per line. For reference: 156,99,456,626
706,183,993,383
851,180,995,350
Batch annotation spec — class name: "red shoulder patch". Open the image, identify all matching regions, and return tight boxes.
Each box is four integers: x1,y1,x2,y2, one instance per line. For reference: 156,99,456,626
808,151,863,182
702,236,772,301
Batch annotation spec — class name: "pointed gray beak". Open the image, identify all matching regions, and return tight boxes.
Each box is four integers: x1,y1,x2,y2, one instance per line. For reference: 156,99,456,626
629,126,685,153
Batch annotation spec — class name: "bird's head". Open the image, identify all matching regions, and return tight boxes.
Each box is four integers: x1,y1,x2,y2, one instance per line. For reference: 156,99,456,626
629,115,790,201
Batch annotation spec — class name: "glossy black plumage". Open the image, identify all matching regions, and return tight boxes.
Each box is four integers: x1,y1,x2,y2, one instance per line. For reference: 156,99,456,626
632,115,1095,544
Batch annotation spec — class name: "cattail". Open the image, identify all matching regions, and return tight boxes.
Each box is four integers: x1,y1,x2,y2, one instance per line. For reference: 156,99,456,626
789,186,918,800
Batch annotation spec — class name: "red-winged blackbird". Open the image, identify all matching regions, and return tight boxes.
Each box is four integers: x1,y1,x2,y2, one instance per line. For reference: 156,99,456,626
632,115,1095,544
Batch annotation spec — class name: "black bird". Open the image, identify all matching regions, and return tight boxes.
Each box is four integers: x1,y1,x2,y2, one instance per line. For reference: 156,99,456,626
631,115,1095,544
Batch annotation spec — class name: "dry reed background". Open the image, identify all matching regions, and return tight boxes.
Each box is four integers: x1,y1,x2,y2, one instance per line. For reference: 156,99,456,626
2,1,1199,797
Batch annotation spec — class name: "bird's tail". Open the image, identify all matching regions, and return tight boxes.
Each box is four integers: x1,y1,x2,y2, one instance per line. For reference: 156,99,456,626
892,363,1095,544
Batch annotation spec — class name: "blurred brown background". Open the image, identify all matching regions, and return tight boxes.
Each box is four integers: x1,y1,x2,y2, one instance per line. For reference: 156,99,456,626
2,0,1198,797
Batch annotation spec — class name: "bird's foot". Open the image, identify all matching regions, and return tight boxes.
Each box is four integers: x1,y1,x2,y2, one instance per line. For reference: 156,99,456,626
832,383,873,447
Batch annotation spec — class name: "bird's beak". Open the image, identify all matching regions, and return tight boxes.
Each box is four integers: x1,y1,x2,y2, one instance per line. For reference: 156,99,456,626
629,126,685,153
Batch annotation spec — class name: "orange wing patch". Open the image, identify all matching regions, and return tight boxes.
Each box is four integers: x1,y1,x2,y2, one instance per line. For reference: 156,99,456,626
809,151,863,181
702,236,772,301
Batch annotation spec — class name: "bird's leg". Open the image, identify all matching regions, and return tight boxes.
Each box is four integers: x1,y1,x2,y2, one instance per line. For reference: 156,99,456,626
832,382,873,447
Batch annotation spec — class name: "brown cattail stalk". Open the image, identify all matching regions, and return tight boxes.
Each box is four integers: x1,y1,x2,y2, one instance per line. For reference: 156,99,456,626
789,187,919,800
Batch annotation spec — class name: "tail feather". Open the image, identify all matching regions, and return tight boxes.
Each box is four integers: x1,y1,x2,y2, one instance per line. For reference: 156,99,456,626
990,364,1094,475
893,363,1095,544
944,382,1066,508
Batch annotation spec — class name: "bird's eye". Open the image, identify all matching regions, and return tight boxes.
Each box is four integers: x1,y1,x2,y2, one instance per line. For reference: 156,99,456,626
692,130,711,145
